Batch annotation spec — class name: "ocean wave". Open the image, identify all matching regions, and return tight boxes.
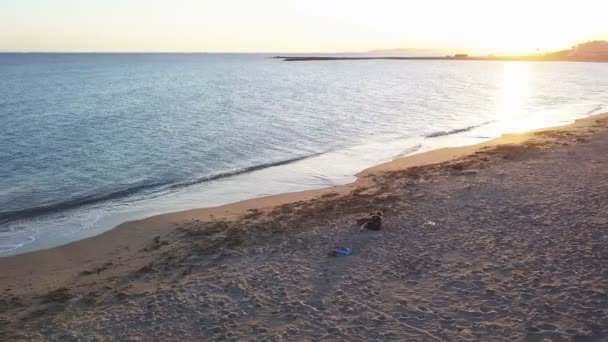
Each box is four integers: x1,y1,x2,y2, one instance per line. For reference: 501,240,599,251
0,180,174,224
425,120,495,138
586,104,605,115
0,152,325,224
393,144,423,158
169,152,324,190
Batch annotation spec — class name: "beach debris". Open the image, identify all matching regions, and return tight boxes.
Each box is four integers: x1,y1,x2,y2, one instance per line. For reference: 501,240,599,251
328,247,352,257
457,328,474,339
423,220,436,227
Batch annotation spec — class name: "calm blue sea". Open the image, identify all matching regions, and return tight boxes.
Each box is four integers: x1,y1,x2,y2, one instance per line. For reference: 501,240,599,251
1,54,607,256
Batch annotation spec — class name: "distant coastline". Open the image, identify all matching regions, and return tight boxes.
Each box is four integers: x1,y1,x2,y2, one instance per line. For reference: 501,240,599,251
274,55,608,63
276,40,608,63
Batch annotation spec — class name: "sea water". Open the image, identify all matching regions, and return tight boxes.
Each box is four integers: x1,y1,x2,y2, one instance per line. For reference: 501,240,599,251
1,53,607,256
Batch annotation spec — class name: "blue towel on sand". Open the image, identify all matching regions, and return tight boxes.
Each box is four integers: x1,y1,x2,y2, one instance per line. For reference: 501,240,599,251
334,247,352,255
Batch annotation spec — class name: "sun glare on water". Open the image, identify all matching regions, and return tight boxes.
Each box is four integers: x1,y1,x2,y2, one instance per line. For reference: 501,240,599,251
495,63,533,132
493,62,565,134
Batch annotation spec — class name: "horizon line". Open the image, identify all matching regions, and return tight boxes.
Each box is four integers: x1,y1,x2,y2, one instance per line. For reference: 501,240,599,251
0,48,474,55
0,51,374,54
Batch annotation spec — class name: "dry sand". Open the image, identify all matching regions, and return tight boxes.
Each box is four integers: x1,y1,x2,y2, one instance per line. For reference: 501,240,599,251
1,114,608,341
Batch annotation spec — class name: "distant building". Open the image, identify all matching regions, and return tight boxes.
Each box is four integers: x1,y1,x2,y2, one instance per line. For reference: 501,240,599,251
454,54,468,58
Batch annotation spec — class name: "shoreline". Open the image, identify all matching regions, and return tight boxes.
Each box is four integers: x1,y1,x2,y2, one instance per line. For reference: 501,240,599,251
1,112,607,340
1,112,603,260
0,113,605,275
0,113,605,262
3,56,606,257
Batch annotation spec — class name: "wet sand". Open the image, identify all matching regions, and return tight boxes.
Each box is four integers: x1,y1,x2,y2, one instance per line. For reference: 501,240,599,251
1,114,607,341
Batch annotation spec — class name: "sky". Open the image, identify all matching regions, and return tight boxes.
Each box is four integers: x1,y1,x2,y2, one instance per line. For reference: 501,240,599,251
0,0,607,54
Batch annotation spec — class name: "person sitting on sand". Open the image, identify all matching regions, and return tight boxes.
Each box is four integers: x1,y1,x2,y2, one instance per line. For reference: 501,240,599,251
360,210,383,231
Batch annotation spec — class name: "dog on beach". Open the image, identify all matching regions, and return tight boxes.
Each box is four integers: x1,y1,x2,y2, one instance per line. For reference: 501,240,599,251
358,210,383,231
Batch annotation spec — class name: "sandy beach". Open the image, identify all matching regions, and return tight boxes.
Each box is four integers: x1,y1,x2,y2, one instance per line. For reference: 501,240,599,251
1,113,608,341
